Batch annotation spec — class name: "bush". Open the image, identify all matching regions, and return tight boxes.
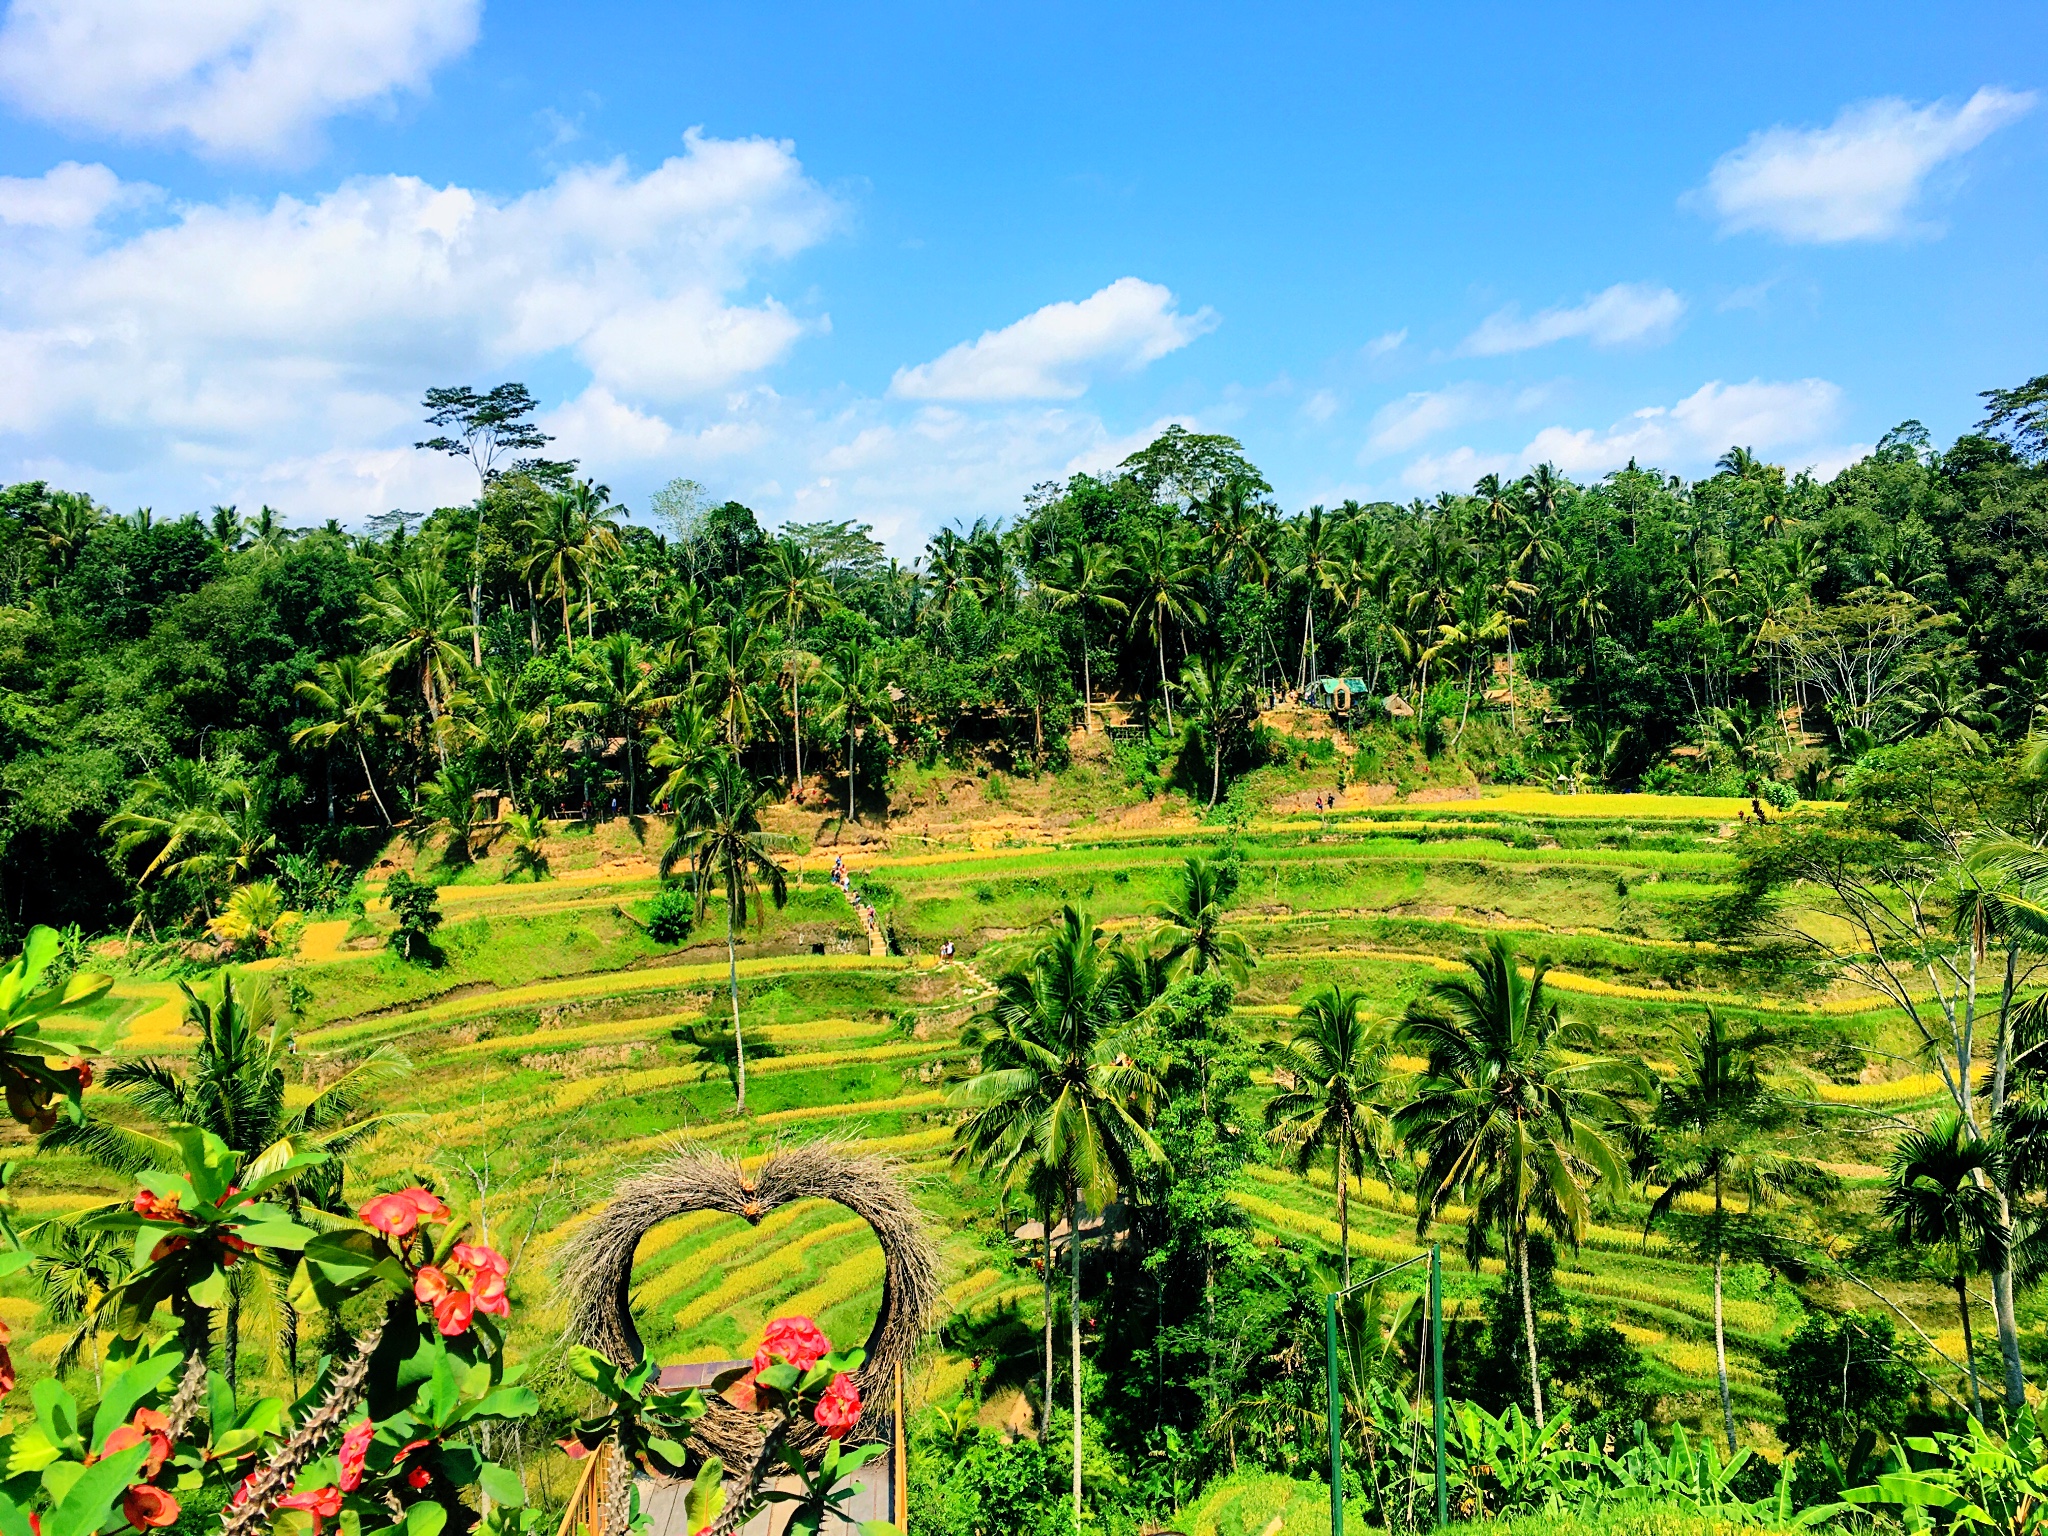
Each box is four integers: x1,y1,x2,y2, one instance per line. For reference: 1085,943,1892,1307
1774,1309,1921,1456
384,870,442,962
645,886,694,945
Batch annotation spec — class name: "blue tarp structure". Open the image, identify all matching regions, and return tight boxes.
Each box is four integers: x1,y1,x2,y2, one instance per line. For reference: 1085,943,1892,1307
1308,676,1371,710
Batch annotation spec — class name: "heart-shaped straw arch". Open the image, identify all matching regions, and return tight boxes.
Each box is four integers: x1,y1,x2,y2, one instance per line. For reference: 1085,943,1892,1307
558,1140,941,1469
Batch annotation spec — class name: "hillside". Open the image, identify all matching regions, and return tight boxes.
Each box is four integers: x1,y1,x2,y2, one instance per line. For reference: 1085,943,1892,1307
11,725,1981,1470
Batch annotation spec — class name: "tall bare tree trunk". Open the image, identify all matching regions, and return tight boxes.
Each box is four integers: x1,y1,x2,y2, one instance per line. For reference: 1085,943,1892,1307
1338,1107,1351,1290
1517,1226,1545,1428
1960,1271,1983,1421
725,898,746,1114
1713,1229,1735,1453
1069,1193,1083,1523
1079,617,1093,733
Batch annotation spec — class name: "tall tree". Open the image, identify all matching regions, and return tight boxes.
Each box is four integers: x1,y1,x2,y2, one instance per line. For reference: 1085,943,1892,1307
292,657,399,826
1641,1010,1833,1451
752,540,835,795
1264,985,1396,1288
1127,527,1208,734
1038,542,1128,734
1178,649,1252,809
659,755,788,1114
1880,1113,2009,1422
364,564,474,730
949,907,1163,1523
1394,936,1634,1427
818,642,893,824
1153,856,1252,984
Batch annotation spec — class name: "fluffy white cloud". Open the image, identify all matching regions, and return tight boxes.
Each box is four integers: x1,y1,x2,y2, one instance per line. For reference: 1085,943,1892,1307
0,133,837,521
1698,87,2036,243
1399,445,1514,494
1364,328,1406,357
1368,384,1489,453
888,277,1216,401
1460,283,1684,356
0,162,148,229
0,0,479,159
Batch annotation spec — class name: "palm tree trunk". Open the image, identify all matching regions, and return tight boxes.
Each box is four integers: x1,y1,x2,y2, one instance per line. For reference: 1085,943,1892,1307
1069,1192,1083,1523
1517,1225,1545,1428
1337,1114,1351,1290
470,576,483,668
1959,1270,1983,1421
1157,627,1174,733
726,897,746,1114
1079,616,1093,733
792,672,804,800
1041,1216,1055,1447
1713,1223,1735,1453
561,588,572,648
356,744,394,826
1210,733,1222,810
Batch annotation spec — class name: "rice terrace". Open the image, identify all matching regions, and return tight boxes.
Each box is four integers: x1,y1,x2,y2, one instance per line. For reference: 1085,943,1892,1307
0,9,2044,1536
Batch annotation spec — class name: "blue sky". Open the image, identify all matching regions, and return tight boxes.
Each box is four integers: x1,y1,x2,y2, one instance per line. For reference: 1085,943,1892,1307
0,2,2040,551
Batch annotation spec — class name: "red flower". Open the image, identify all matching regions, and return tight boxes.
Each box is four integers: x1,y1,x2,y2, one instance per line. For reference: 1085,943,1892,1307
69,1058,93,1091
358,1193,421,1237
0,1340,15,1399
231,1474,258,1507
754,1316,831,1375
813,1373,861,1440
277,1486,343,1533
472,1270,509,1319
146,1234,190,1264
557,1438,591,1460
451,1241,507,1277
413,1265,452,1305
102,1410,173,1478
122,1486,179,1531
133,1190,184,1223
337,1420,374,1492
432,1289,475,1337
407,1467,431,1491
396,1186,451,1223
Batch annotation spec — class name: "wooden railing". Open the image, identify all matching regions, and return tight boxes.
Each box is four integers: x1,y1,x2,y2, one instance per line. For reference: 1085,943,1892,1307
555,1441,613,1536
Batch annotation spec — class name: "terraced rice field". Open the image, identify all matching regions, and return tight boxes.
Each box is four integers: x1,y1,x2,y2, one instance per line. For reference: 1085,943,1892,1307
15,774,2000,1446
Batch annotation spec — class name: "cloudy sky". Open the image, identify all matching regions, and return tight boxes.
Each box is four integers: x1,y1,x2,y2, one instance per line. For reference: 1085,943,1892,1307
0,2,2040,550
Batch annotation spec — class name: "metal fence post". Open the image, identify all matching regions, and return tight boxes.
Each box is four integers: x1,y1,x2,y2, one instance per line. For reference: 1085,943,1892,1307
1328,1288,1342,1536
1431,1243,1446,1530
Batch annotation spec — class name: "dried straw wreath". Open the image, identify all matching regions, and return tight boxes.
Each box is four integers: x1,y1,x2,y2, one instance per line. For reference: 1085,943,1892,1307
557,1140,941,1469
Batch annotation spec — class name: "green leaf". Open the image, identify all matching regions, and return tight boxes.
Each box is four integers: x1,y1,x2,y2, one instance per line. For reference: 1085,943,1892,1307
756,1363,799,1392
405,1499,449,1536
0,1490,37,1536
187,1265,228,1309
44,1441,146,1536
0,1253,35,1280
2,1427,62,1478
30,1380,80,1456
90,1343,185,1452
859,1524,904,1536
645,1439,687,1472
684,1459,725,1533
478,1463,524,1508
565,1347,613,1390
231,1220,313,1251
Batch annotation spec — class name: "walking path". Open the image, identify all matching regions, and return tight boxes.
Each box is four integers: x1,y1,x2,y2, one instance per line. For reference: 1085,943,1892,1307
828,858,889,957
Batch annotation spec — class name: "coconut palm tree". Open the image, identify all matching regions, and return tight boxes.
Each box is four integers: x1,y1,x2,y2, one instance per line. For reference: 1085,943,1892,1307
649,700,720,813
949,907,1163,1522
1038,542,1129,734
1126,527,1208,734
412,758,488,865
293,656,400,825
502,810,551,883
1153,856,1252,984
574,632,667,815
28,491,101,580
751,540,835,794
702,619,767,749
1880,1113,2009,1422
1264,986,1397,1289
1178,649,1252,809
364,563,474,729
1642,1010,1834,1451
103,762,276,902
818,642,893,824
1393,936,1635,1427
31,1223,130,1384
1287,505,1338,691
660,754,788,1114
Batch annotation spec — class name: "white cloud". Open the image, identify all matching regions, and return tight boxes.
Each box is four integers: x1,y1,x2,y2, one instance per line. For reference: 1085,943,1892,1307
1364,328,1406,357
1062,415,1198,480
1399,446,1514,494
1368,384,1489,453
0,0,480,160
0,162,148,229
0,132,837,521
1301,389,1341,424
888,277,1216,401
1698,87,2036,243
1460,283,1685,356
1509,377,1843,479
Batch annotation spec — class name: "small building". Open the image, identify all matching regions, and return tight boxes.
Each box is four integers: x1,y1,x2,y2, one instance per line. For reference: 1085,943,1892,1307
1307,676,1372,713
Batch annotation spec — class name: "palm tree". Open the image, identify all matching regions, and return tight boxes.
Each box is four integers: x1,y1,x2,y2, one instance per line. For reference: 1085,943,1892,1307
574,632,667,815
660,755,788,1114
293,656,400,825
1642,1011,1833,1451
649,700,720,813
1178,650,1251,809
364,563,473,728
1153,856,1251,984
949,907,1163,1522
1393,936,1634,1427
562,479,623,638
818,642,894,824
412,758,488,865
459,668,542,813
1265,986,1397,1288
502,809,551,882
1039,543,1129,734
29,491,101,579
103,762,275,902
31,1223,130,1383
42,972,404,1381
1881,1114,2009,1422
702,619,767,749
752,540,835,793
1287,506,1338,691
1126,527,1208,734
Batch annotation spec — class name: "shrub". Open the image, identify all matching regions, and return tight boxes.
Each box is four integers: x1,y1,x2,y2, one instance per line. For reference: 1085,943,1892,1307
646,885,694,944
385,870,442,962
